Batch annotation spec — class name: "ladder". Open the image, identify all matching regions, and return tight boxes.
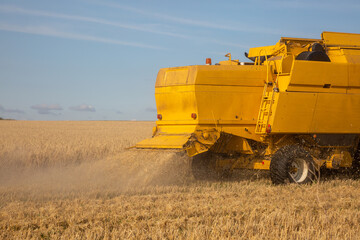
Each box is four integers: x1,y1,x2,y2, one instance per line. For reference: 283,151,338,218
254,48,277,134
255,85,275,134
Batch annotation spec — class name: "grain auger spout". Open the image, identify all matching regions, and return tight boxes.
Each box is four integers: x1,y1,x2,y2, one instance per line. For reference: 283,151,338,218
135,31,360,184
183,129,220,157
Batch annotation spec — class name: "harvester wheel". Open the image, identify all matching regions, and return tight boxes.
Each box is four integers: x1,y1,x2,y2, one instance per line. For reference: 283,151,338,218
351,147,360,179
295,51,330,62
352,160,360,179
191,152,231,180
270,145,318,185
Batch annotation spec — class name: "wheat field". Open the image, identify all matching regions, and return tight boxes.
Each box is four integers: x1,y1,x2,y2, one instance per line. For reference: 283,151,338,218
0,121,359,239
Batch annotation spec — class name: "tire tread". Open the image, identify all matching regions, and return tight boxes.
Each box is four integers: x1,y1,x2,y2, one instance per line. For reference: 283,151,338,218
270,145,316,185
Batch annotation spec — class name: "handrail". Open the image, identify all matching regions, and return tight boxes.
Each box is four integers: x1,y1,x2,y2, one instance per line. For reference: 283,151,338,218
257,49,269,84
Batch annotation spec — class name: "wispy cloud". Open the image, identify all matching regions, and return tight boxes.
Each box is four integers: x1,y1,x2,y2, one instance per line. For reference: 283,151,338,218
0,23,164,50
0,5,189,39
0,104,25,114
251,0,360,11
88,1,289,35
0,5,256,49
31,104,63,114
69,104,96,112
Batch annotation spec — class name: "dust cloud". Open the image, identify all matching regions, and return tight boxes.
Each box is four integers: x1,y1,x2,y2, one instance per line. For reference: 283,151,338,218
0,150,192,200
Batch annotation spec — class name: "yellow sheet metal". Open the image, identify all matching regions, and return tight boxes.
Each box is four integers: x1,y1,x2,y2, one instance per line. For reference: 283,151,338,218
135,134,190,149
322,31,360,47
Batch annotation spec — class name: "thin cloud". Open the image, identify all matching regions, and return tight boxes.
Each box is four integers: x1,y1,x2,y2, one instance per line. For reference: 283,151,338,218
116,111,123,114
0,5,262,49
0,104,25,114
91,1,232,30
251,0,360,11
89,0,291,35
31,104,63,114
0,23,164,50
0,5,189,39
69,104,96,112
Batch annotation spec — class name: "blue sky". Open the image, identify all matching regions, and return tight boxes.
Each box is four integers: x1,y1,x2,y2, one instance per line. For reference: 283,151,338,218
0,0,359,120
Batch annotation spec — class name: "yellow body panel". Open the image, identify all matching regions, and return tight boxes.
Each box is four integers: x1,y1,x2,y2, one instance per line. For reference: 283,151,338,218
322,31,360,47
344,50,360,89
287,61,348,91
311,93,360,133
152,65,266,142
270,92,317,133
269,92,360,133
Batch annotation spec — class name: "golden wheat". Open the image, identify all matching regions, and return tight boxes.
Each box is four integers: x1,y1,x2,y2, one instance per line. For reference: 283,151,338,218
0,121,153,167
0,121,359,239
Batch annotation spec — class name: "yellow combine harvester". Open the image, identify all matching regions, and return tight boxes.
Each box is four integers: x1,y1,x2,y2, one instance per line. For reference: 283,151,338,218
136,31,360,184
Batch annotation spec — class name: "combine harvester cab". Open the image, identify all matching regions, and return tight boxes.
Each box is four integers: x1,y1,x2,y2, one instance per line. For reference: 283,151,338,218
136,31,360,184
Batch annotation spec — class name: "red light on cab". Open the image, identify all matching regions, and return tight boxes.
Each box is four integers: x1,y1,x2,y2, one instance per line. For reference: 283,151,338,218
157,114,162,120
206,58,212,65
191,113,197,119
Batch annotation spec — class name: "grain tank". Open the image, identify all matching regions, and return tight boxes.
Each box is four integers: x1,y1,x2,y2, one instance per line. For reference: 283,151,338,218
135,31,360,184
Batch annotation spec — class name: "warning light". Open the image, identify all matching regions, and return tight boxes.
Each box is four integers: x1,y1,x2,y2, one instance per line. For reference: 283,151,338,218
206,58,212,65
266,124,272,134
191,113,197,119
157,114,162,120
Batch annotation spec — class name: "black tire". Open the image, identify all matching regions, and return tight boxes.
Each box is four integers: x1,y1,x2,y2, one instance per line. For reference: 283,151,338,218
270,145,318,185
296,51,330,62
351,146,360,179
311,43,325,52
191,152,231,180
352,161,360,179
